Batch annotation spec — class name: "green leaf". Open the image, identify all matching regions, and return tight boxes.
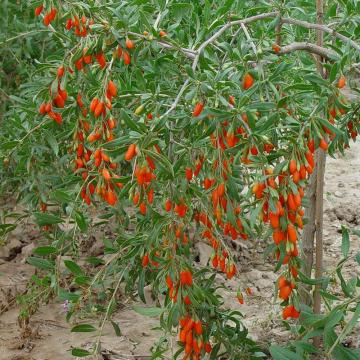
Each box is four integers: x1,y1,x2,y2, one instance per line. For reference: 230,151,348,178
121,109,146,133
138,269,146,303
132,305,163,317
298,270,327,285
210,343,220,360
336,267,353,297
333,345,360,360
334,303,360,348
64,260,83,276
355,252,360,265
33,246,57,255
0,224,17,236
144,149,174,178
74,211,87,232
269,345,303,360
27,257,55,270
352,229,360,237
184,64,195,78
341,225,350,258
51,190,72,203
111,321,122,336
45,130,59,156
58,288,80,302
317,117,343,136
34,212,63,226
71,324,96,333
71,348,92,357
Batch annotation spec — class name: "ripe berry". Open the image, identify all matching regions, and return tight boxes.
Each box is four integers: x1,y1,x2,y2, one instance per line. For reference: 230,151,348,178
243,73,254,90
337,75,346,89
193,102,204,117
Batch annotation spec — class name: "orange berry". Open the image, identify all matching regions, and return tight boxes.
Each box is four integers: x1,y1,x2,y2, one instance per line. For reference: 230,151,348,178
35,5,43,16
287,223,297,243
272,43,281,53
194,321,202,335
57,66,65,78
123,51,131,65
125,38,135,49
180,270,192,286
229,95,235,106
107,80,117,97
289,159,297,175
124,143,137,161
89,97,99,113
242,73,254,90
94,101,104,118
139,202,147,215
102,168,111,181
319,138,328,151
193,102,204,117
279,285,292,300
185,167,193,181
141,254,149,267
337,75,346,89
165,199,172,212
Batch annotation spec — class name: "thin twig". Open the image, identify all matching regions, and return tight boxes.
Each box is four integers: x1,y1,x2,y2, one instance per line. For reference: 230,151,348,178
127,31,197,59
0,30,52,46
8,119,48,157
240,23,257,54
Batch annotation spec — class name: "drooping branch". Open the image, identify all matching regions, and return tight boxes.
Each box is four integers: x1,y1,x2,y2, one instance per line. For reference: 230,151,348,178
279,42,338,59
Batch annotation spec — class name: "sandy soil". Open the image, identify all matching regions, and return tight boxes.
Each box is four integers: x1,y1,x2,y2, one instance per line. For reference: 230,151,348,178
1,141,360,360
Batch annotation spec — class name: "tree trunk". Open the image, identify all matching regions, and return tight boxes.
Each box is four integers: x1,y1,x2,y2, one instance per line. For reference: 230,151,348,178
313,0,326,348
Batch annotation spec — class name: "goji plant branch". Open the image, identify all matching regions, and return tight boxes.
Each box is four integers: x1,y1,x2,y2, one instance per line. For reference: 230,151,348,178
240,23,257,55
127,31,197,59
281,17,360,53
0,29,52,46
279,42,338,59
161,78,190,118
8,119,48,157
192,12,279,71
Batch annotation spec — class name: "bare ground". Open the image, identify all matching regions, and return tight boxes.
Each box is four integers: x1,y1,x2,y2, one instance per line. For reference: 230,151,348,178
1,141,360,360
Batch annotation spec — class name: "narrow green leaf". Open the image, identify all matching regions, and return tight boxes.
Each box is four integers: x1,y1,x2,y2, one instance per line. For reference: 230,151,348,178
269,345,303,360
71,348,92,357
34,212,63,226
27,257,55,270
64,260,83,276
33,246,57,255
45,130,59,156
132,305,163,317
341,225,350,258
71,324,96,333
74,211,87,232
111,321,122,336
